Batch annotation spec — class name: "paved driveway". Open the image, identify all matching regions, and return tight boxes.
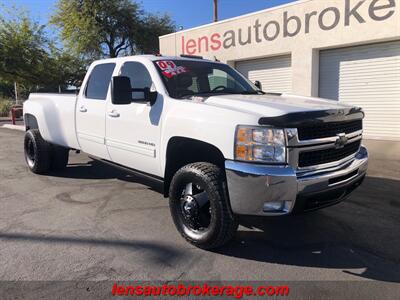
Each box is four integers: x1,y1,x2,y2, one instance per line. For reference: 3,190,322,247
1,128,399,287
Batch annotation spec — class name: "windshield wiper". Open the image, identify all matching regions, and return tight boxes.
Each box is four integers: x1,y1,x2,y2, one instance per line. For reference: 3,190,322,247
191,91,230,97
176,90,265,99
237,90,266,95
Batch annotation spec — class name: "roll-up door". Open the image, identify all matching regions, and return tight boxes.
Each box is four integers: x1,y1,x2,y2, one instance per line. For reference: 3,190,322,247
236,55,292,94
319,41,400,141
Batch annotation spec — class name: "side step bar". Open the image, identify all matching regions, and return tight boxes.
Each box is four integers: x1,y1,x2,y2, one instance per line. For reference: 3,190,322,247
90,157,164,194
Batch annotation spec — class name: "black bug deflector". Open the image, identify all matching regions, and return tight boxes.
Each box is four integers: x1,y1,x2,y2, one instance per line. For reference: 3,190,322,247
258,108,365,127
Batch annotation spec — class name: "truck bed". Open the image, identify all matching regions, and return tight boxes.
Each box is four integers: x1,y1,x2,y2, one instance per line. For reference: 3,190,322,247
24,93,80,149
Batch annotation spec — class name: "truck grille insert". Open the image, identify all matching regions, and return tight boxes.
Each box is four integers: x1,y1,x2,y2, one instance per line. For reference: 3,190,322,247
298,140,361,168
297,120,362,140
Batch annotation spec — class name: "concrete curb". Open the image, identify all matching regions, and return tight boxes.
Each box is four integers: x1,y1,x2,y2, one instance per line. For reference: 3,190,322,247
1,124,25,131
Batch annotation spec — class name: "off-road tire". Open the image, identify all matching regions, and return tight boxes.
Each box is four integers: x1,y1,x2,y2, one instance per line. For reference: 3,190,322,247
169,162,238,249
24,129,51,174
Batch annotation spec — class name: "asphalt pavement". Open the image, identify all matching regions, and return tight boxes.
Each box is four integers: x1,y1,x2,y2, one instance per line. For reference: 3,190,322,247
0,128,400,297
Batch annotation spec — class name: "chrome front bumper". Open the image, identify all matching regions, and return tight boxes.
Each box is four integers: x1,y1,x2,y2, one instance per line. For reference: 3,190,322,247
225,146,368,216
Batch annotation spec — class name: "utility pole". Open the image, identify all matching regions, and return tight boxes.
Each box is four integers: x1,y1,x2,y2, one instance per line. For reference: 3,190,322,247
213,0,218,22
14,82,18,104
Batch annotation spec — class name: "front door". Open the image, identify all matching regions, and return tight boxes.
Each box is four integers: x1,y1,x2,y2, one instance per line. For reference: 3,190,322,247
76,63,116,159
105,61,163,177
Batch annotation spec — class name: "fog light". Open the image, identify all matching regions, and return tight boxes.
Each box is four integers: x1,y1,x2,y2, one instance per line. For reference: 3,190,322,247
263,201,291,213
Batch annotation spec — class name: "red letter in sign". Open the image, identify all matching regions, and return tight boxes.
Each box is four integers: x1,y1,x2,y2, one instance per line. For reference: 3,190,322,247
210,33,222,51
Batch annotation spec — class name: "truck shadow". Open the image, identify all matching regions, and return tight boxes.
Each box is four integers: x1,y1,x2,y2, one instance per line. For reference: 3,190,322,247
49,159,164,193
49,159,400,282
0,232,185,269
217,176,400,283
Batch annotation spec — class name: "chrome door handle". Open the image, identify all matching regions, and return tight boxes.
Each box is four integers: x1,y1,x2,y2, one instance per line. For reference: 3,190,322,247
108,110,120,118
79,106,87,113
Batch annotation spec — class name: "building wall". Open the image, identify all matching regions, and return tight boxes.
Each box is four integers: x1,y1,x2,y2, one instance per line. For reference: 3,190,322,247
159,0,400,97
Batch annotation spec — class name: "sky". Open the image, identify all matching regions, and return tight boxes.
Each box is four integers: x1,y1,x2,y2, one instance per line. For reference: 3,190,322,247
0,0,296,30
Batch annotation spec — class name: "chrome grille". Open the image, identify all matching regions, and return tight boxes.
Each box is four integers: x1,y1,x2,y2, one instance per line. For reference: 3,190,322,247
297,120,362,140
286,119,364,170
298,140,361,168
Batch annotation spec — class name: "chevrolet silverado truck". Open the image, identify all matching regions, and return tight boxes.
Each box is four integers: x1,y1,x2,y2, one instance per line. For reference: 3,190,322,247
23,55,368,249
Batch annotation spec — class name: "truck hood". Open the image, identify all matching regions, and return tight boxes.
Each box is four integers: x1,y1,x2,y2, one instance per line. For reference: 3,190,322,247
203,93,355,118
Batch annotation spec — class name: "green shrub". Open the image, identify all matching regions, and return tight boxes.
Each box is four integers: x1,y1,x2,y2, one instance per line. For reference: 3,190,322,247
0,99,13,117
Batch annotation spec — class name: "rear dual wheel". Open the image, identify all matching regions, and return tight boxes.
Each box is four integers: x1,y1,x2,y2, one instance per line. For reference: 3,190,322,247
169,162,238,249
24,129,69,174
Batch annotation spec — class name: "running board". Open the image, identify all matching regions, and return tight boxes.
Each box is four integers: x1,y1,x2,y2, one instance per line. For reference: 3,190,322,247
90,157,164,194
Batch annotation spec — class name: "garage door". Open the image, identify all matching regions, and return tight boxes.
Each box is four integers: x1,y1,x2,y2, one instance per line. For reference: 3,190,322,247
236,55,292,94
319,41,400,141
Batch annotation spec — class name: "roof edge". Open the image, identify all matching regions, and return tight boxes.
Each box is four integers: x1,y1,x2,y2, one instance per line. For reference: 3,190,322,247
160,0,311,39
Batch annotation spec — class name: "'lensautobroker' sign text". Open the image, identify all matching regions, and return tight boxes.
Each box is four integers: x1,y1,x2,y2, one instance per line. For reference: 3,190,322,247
181,0,396,55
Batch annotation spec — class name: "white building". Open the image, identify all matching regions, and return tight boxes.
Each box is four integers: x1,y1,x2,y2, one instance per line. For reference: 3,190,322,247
159,0,400,142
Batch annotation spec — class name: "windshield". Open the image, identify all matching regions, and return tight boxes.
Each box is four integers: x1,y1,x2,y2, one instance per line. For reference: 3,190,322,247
154,59,262,99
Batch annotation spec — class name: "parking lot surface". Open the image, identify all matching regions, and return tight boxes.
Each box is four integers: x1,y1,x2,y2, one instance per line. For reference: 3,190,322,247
1,128,400,285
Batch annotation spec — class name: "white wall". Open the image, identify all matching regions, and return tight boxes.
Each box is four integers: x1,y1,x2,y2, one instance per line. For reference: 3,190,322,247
160,0,400,97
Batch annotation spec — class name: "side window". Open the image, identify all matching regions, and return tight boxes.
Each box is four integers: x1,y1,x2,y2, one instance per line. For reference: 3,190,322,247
85,63,116,100
120,62,153,101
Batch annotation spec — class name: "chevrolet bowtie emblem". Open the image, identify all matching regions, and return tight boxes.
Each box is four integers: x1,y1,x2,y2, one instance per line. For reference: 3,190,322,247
335,133,348,149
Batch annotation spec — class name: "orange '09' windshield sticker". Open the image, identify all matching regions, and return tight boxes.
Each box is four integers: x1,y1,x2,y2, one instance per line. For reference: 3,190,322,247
156,61,188,78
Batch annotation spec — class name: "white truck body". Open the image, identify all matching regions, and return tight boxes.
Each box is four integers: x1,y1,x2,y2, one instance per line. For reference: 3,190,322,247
23,55,368,248
24,55,360,177
25,93,79,149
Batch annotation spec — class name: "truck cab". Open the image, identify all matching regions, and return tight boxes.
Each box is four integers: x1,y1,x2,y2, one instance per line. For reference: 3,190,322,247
23,55,368,249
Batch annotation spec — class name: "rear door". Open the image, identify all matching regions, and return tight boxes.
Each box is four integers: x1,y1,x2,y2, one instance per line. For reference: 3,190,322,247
105,60,163,176
76,63,116,159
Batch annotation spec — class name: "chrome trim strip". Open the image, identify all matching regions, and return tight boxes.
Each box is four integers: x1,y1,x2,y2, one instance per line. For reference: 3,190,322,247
286,129,363,147
106,138,156,158
77,132,105,145
295,154,356,177
225,160,295,176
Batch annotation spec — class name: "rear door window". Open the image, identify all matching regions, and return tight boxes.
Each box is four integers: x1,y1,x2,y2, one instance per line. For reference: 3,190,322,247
85,63,116,100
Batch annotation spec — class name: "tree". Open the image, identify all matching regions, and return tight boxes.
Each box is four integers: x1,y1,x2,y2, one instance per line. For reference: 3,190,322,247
0,10,87,98
0,13,49,86
134,13,176,54
51,0,176,58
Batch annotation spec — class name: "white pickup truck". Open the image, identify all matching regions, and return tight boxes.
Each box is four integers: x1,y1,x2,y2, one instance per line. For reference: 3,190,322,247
23,55,368,249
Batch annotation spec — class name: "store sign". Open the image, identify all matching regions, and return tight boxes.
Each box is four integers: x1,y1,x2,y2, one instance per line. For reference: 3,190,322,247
181,0,396,55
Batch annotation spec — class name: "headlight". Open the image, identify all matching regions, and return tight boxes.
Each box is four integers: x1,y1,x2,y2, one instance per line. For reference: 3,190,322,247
235,125,286,163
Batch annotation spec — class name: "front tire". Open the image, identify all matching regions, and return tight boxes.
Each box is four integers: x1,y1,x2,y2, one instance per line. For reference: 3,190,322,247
24,129,51,174
169,162,238,249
